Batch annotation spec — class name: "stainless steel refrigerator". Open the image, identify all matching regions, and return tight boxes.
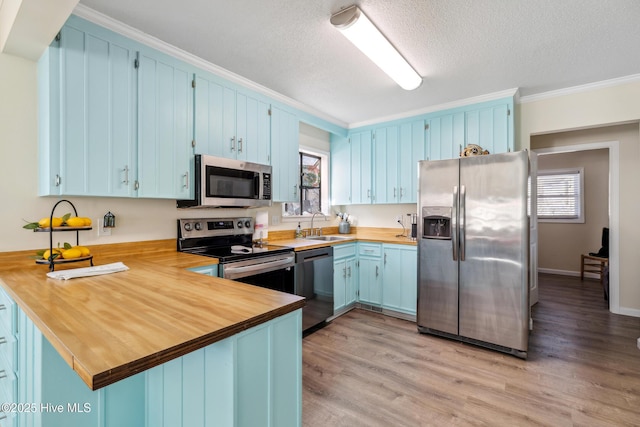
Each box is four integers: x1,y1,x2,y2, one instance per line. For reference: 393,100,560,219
417,150,532,358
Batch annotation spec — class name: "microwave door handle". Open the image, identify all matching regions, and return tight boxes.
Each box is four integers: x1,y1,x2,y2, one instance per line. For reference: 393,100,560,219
255,174,260,198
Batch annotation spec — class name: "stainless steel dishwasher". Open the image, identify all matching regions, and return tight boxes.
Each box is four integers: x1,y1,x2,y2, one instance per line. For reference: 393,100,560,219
295,246,334,332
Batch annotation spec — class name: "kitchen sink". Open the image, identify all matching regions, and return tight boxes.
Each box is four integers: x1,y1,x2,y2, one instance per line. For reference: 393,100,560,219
306,235,351,242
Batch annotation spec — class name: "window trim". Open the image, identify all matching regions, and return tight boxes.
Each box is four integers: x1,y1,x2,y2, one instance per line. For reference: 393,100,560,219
537,167,585,224
281,146,331,222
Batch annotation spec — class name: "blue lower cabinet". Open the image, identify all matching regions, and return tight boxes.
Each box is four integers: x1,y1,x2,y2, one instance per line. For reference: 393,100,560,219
188,264,219,277
13,300,302,427
382,244,417,316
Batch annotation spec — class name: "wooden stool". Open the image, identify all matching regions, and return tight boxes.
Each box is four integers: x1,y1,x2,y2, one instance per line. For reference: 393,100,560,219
581,254,608,284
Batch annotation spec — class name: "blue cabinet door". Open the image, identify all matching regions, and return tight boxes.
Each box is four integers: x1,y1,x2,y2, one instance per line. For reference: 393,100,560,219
465,103,512,154
270,106,299,202
398,120,426,203
333,258,347,312
373,125,399,204
358,257,382,305
194,76,227,158
426,112,465,161
382,245,417,315
330,134,351,205
236,92,271,164
40,24,137,197
350,130,372,204
137,51,194,199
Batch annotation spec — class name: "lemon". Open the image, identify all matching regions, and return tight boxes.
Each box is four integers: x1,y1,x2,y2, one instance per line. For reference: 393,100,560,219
81,217,92,226
61,248,82,259
73,246,91,257
66,217,86,227
38,217,63,228
42,248,62,260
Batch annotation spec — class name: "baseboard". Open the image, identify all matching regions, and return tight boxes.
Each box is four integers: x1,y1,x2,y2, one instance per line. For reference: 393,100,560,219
538,268,599,279
618,306,640,318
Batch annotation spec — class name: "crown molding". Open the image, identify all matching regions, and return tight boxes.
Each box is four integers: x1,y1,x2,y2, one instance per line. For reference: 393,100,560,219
72,4,348,129
518,74,640,104
347,88,519,129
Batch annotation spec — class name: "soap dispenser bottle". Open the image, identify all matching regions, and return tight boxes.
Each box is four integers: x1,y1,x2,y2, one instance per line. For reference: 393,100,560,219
295,222,302,238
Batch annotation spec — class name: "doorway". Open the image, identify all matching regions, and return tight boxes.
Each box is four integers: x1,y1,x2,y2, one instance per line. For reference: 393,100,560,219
532,137,619,314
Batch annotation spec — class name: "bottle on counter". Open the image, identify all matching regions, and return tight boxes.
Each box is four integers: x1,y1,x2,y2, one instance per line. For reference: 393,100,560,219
295,222,303,239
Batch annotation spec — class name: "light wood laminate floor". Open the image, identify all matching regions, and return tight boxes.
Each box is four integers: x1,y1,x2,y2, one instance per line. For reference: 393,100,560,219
302,274,640,426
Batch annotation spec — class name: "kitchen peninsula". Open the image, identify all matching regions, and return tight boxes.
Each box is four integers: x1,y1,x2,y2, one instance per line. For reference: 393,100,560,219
0,240,305,427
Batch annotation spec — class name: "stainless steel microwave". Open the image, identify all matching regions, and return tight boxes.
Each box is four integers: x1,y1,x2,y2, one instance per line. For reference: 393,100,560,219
177,155,272,208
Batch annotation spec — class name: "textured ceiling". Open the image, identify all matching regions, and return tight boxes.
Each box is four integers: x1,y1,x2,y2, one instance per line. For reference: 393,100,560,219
78,0,640,127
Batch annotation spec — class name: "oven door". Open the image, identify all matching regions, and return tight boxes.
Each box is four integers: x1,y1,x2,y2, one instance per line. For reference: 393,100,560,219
221,253,295,293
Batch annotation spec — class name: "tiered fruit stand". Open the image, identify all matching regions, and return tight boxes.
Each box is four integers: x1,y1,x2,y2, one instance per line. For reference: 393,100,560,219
33,200,93,271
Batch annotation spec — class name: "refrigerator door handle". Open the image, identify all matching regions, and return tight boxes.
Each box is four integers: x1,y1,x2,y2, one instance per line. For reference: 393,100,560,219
460,184,466,261
452,185,458,261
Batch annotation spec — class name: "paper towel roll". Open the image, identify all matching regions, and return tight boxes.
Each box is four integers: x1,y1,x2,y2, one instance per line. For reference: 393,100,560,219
253,210,269,241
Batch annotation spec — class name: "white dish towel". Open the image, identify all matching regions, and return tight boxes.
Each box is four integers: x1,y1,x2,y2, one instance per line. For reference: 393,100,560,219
46,262,129,280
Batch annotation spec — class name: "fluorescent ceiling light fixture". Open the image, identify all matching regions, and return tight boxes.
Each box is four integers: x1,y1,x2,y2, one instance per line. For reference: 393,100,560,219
330,5,422,91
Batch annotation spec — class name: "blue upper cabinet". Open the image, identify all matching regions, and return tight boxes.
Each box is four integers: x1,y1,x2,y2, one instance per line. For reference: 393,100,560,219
137,50,194,199
426,98,513,160
397,120,425,203
465,103,511,155
194,74,271,165
373,120,425,204
39,21,137,197
38,16,196,199
270,106,299,202
330,134,351,205
426,112,465,161
350,130,373,204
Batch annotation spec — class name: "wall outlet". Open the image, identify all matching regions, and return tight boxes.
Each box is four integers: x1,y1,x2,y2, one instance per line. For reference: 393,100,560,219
97,218,111,237
271,215,280,226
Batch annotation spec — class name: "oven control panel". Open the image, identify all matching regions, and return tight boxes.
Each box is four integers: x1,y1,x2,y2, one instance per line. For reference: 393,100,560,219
178,217,254,239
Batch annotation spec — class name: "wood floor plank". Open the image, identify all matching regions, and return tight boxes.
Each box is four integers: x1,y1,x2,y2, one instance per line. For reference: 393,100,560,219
302,273,640,426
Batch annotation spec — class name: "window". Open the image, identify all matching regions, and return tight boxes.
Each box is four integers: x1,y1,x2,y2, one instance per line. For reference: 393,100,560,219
536,168,584,223
283,149,329,217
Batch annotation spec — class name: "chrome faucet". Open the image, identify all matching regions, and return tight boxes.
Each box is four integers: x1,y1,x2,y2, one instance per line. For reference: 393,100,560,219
310,212,327,236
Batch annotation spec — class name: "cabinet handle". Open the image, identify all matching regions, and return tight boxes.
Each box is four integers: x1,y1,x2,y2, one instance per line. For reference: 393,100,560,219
231,136,236,151
0,370,6,379
0,337,6,345
400,187,404,199
0,304,5,311
183,171,189,189
122,165,129,185
376,265,379,277
343,267,346,278
393,187,397,198
367,189,371,199
238,138,243,153
55,174,61,187
293,185,298,197
384,253,387,265
347,266,351,277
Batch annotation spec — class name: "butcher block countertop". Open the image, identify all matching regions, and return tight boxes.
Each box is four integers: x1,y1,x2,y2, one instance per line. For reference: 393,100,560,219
0,239,305,391
269,226,417,250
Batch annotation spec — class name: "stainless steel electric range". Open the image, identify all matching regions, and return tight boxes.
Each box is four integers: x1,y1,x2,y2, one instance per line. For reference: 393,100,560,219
177,217,296,293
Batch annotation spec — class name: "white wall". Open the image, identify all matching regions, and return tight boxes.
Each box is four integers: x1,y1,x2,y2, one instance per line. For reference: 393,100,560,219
519,79,640,315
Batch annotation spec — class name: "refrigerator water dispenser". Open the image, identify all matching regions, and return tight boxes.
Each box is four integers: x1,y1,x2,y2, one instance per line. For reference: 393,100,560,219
422,206,452,239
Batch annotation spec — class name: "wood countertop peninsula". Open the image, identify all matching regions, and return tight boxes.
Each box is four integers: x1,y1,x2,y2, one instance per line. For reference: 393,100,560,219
0,239,305,390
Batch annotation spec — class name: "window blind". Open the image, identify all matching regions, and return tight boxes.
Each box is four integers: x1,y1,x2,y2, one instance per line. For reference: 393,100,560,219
537,170,582,219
